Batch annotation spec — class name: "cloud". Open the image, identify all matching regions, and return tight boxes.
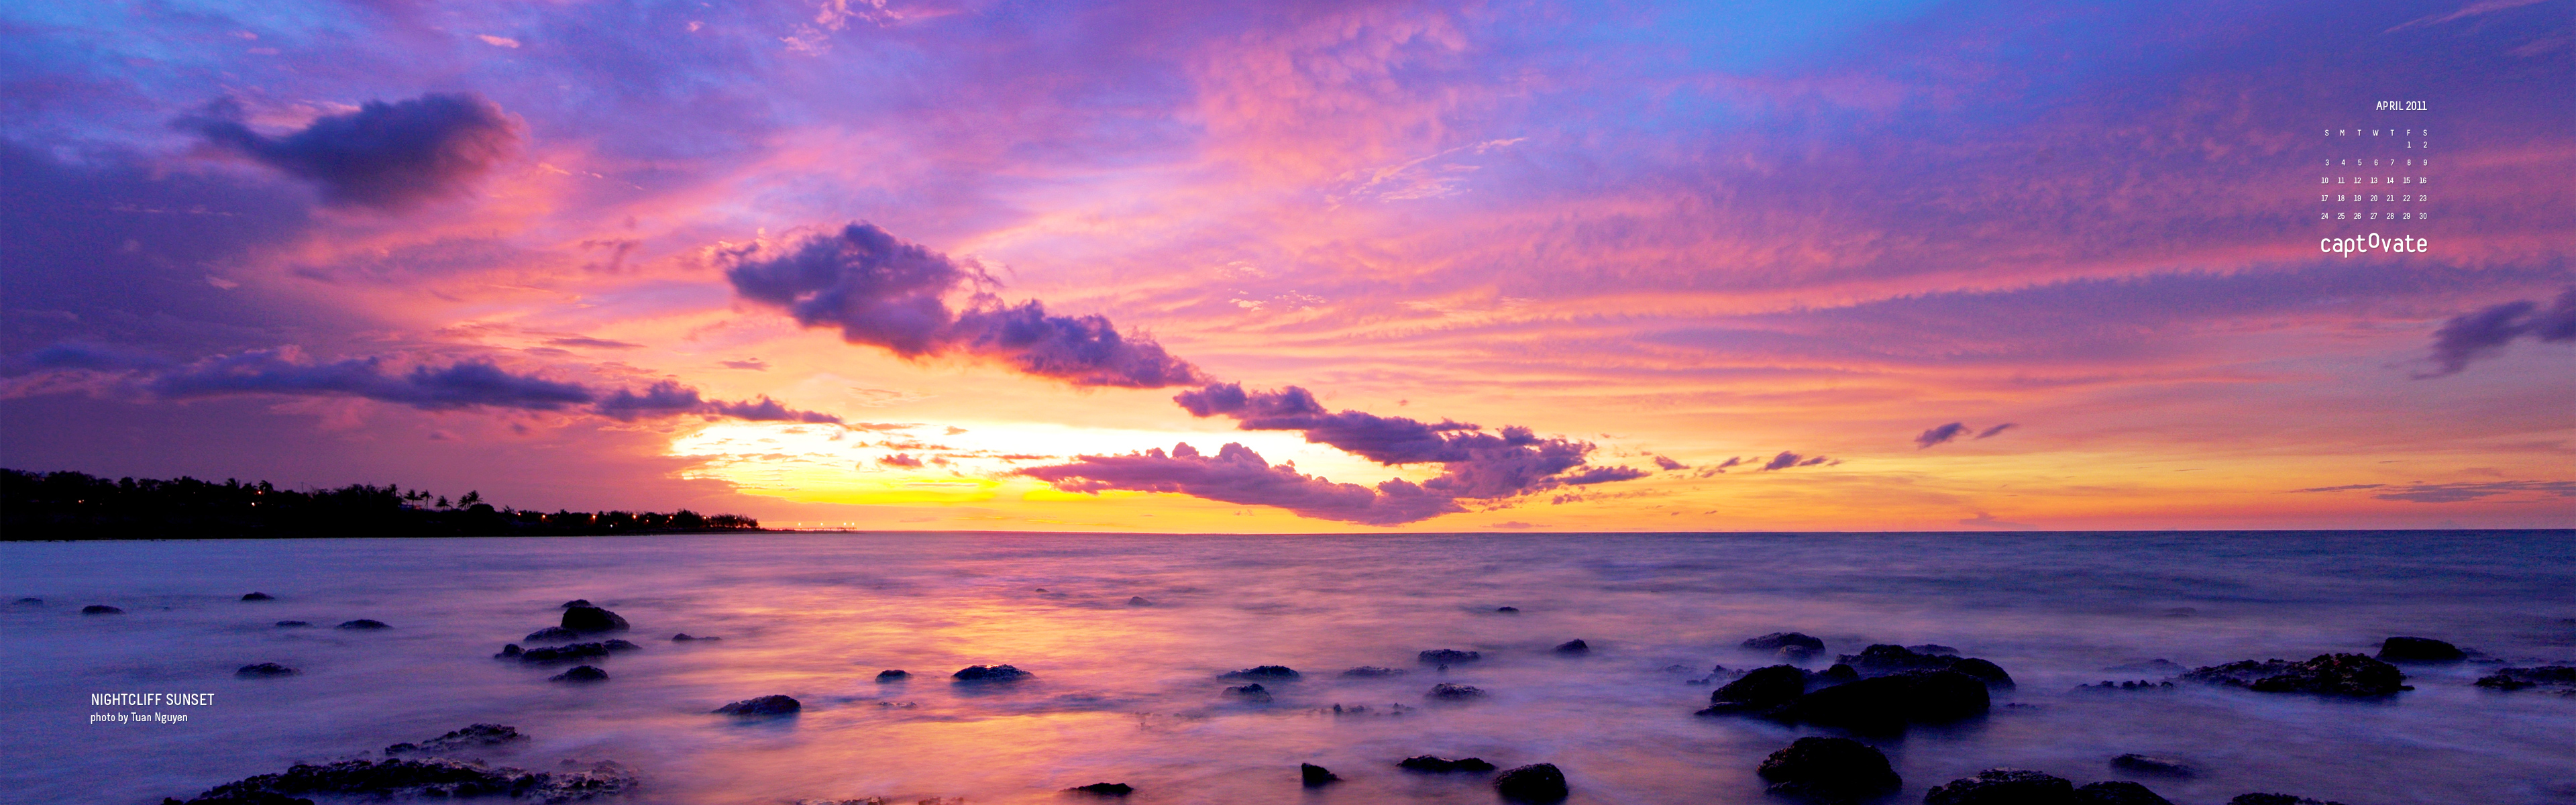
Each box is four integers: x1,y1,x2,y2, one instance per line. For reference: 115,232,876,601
1020,442,1463,525
547,337,644,350
2291,483,2386,492
718,359,769,370
592,380,842,423
1756,451,1835,471
2370,480,2576,503
720,223,1205,388
182,93,521,211
1975,423,2017,439
1914,421,1968,449
1652,455,1686,470
878,453,924,468
2420,288,2576,376
1169,382,1631,498
1958,511,2037,529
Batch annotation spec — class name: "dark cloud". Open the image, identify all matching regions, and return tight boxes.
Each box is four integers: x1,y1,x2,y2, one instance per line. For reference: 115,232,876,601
1020,442,1463,525
1168,382,1633,498
1974,423,2017,439
2419,287,2576,377
547,337,644,350
2290,484,2386,492
1758,451,1832,471
1652,455,1686,470
2370,480,2576,504
182,93,520,211
720,223,1205,388
1914,422,1968,449
591,380,840,423
878,453,924,468
718,359,769,370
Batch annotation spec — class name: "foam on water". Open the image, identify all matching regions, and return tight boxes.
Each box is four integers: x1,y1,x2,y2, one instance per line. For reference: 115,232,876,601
2,530,2572,804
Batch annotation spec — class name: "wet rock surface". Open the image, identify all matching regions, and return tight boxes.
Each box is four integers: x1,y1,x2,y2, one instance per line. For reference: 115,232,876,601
2078,781,2176,804
525,627,583,643
2374,637,2464,662
1065,782,1132,796
950,664,1030,682
335,619,389,630
550,665,608,682
2181,654,2410,696
83,604,123,614
1417,649,1481,664
239,592,273,601
1224,683,1271,701
2227,795,2351,805
1924,768,2076,804
1426,682,1486,700
1221,665,1300,680
1743,632,1826,652
1341,666,1404,677
1300,763,1338,787
2474,665,2576,692
1701,664,1807,714
1399,755,1496,773
515,641,637,664
235,663,298,678
1552,639,1590,654
1493,763,1568,803
714,695,801,715
384,724,527,755
2077,680,2174,692
874,669,910,682
273,621,310,628
1773,669,1990,731
161,757,636,804
559,606,628,633
669,633,719,641
1754,737,1900,804
2110,754,2194,777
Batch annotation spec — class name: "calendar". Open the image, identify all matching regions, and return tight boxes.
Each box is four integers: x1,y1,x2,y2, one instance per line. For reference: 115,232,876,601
2316,101,2433,257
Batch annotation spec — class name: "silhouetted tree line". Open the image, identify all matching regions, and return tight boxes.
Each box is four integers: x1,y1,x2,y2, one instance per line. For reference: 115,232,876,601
0,469,759,540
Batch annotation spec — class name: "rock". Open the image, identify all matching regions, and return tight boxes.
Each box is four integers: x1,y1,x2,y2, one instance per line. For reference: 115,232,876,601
1493,763,1568,803
164,758,635,804
236,663,299,678
2103,659,2184,675
2474,665,2576,691
1702,664,1807,714
83,604,123,614
1426,683,1486,700
495,644,523,658
1127,596,1153,606
2076,781,2174,804
1066,782,1132,796
2375,637,2465,662
335,619,389,630
551,665,608,682
875,669,910,682
559,606,628,633
1342,666,1405,677
1949,657,2017,689
1495,606,1520,613
1772,669,1990,731
241,592,274,601
1743,632,1827,651
602,639,639,651
1553,639,1590,654
2181,654,2410,696
517,642,617,663
525,627,583,643
383,724,527,755
13,597,41,605
1840,644,1956,674
1418,649,1481,664
1811,663,1861,684
713,695,801,715
671,633,720,641
1222,665,1301,680
2227,795,2351,805
951,664,1032,682
1399,756,1497,773
1924,768,2076,805
2076,681,2174,692
274,621,311,628
2110,755,2194,777
1754,737,1900,804
161,792,314,805
1301,763,1340,786
1225,684,1273,701
560,599,592,608
1908,644,1960,655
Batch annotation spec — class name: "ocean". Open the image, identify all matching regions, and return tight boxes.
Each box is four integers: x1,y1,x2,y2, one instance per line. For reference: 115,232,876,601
3,530,2571,804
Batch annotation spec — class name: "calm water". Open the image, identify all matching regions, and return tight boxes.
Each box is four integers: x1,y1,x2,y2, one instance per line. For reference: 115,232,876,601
3,531,2573,805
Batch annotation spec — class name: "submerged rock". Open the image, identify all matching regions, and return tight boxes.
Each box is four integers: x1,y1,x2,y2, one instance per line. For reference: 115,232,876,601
713,695,800,715
335,619,390,630
12,598,39,605
951,664,1032,682
1948,658,2017,689
670,633,719,641
1301,763,1339,787
2078,781,2176,804
1493,763,1568,803
1924,768,2075,804
1126,596,1154,606
1743,632,1827,652
1225,684,1273,701
274,621,311,628
240,592,274,601
1811,663,1861,684
2474,665,2576,692
496,644,523,659
235,663,299,678
2103,659,2185,676
2182,654,2410,696
2228,795,2351,805
1426,683,1487,700
1907,644,1960,655
875,669,910,682
1772,669,1990,731
2375,637,2465,662
1342,666,1405,677
2076,680,2174,692
1065,782,1132,796
1495,606,1520,613
1399,755,1496,773
560,599,592,608
384,724,527,755
162,757,635,804
2110,755,2194,777
1222,665,1301,680
559,606,628,634
1553,639,1591,654
1418,649,1481,664
517,642,633,664
1701,665,1807,714
525,627,583,643
1754,737,1900,804
550,665,608,683
1840,644,1957,674
83,604,123,614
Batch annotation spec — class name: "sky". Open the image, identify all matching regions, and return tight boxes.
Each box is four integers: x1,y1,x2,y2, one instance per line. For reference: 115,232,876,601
2,0,2571,532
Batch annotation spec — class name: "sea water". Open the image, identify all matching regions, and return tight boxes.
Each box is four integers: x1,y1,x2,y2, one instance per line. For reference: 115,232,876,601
1,530,2571,804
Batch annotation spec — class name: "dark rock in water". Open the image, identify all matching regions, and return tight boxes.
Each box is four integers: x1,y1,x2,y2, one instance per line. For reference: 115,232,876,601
2076,781,2174,805
952,664,1032,682
1222,665,1301,680
1840,644,1956,674
2228,795,2351,805
1126,596,1153,606
164,758,634,804
518,643,614,663
1225,684,1272,701
12,597,39,605
1811,663,1860,684
1702,665,1807,714
2110,754,2194,777
1949,657,2017,689
1773,669,1990,731
274,621,311,628
235,663,299,678
550,665,608,682
1418,649,1481,664
1066,782,1133,796
1493,763,1568,803
495,644,523,659
335,619,389,630
1924,768,2076,804
1743,632,1827,651
2182,654,2410,696
1342,666,1405,677
383,724,527,755
1553,639,1590,654
82,604,123,614
670,633,720,641
602,639,639,651
2104,659,2185,675
1301,763,1339,787
1907,644,1960,655
525,626,583,643
559,606,628,633
560,599,592,608
2077,680,2175,692
2375,637,2465,663
2475,665,2576,692
713,694,800,715
875,669,910,682
241,592,274,601
1754,737,1900,804
1495,606,1519,613
161,791,314,805
1399,755,1497,773
1426,683,1486,700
